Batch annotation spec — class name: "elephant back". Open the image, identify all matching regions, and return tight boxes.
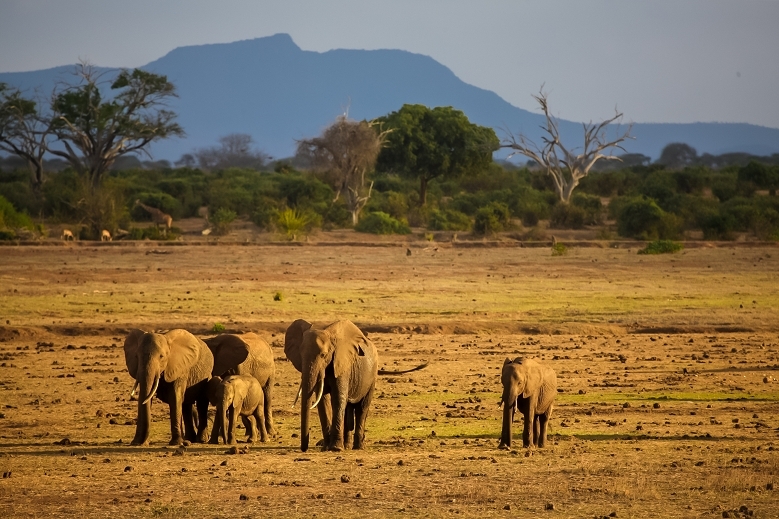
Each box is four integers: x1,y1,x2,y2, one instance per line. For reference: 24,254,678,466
207,333,275,385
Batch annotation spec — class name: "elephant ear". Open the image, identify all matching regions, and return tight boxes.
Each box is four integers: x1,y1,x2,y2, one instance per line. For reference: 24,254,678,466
163,329,203,383
123,328,146,380
328,320,368,379
284,319,312,373
521,359,543,399
206,334,250,377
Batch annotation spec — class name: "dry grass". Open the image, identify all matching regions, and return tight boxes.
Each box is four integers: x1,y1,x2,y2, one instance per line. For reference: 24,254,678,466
0,243,778,518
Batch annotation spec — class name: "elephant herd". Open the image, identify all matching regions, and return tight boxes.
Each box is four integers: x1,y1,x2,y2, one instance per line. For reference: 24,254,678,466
123,319,557,451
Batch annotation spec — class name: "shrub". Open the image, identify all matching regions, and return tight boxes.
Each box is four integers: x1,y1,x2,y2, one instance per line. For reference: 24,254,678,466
211,208,237,236
355,212,411,235
273,291,283,302
638,240,684,255
276,207,318,240
427,208,471,231
551,243,568,256
549,203,586,229
212,323,226,333
571,192,604,225
473,202,511,235
616,197,681,240
697,209,736,240
0,194,33,233
127,226,181,241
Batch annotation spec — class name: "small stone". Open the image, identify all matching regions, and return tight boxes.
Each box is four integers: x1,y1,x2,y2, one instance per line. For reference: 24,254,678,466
766,482,774,490
239,494,248,501
503,504,511,510
622,402,630,408
220,460,228,466
316,493,324,499
355,493,363,498
653,403,660,409
609,512,617,518
764,377,770,383
340,474,350,483
397,460,404,466
545,503,555,510
124,466,132,472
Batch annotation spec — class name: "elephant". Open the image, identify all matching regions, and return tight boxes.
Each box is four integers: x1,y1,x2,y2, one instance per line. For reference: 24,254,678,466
123,328,214,446
207,374,267,444
284,319,429,452
499,357,557,449
205,332,275,438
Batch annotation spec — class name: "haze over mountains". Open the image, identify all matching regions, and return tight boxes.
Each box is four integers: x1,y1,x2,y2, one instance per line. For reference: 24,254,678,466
2,33,778,162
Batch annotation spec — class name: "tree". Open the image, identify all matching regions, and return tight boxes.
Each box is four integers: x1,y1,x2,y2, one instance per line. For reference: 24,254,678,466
47,63,183,189
193,133,268,170
657,143,698,170
376,104,499,206
296,116,387,225
0,83,53,192
503,89,632,204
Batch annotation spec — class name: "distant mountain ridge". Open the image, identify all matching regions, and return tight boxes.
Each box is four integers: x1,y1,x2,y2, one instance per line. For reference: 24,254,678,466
2,33,778,162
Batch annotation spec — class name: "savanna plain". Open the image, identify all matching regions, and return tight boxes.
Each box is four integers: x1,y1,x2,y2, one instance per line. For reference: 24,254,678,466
0,241,778,518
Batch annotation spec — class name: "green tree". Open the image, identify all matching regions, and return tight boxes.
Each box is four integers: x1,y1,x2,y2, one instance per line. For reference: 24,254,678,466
376,104,499,206
48,64,183,189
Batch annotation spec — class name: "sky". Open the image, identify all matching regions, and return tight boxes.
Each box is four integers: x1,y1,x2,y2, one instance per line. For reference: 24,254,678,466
1,0,778,129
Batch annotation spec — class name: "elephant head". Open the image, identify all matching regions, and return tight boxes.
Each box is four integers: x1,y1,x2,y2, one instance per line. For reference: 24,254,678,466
123,328,208,445
291,320,368,452
500,357,542,447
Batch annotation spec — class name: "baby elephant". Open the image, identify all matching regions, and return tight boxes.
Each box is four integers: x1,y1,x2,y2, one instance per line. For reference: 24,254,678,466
499,357,557,449
208,375,267,445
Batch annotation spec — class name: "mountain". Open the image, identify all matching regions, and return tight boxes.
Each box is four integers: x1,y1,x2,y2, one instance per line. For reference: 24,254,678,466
2,33,778,162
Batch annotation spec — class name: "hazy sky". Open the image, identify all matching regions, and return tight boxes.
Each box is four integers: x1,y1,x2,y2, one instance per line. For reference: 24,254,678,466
1,0,778,128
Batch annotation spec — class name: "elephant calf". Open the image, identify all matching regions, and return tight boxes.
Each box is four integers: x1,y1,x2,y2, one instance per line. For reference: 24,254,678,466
208,374,268,445
499,357,557,449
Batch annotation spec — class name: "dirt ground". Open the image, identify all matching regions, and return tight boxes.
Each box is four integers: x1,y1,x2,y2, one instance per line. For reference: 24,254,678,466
0,241,778,518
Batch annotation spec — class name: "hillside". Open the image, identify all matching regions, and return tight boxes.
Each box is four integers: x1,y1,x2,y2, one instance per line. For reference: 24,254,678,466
2,33,779,161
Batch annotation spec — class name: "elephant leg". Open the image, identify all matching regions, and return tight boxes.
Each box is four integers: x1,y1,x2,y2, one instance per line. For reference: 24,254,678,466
182,403,197,442
263,382,275,437
168,388,185,446
328,386,348,452
316,395,332,449
254,408,268,443
195,396,210,443
208,411,221,445
352,386,374,450
227,406,237,445
241,415,253,440
538,410,551,448
532,415,541,447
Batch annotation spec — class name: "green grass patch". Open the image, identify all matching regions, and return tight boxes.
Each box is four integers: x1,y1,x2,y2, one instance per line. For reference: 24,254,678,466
638,240,683,255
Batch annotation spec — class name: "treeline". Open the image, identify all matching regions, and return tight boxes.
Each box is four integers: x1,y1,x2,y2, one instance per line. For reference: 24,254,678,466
1,148,778,241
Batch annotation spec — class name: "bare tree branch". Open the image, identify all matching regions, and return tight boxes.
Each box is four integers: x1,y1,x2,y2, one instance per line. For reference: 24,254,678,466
503,88,633,203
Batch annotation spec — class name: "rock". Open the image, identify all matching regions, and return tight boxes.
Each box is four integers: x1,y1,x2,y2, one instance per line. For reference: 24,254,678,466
503,504,511,510
220,460,228,466
545,503,555,510
340,474,350,483
653,403,661,409
124,466,132,472
239,494,248,501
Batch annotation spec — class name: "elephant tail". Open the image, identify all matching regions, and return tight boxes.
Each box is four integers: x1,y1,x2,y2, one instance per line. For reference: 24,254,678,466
378,360,430,375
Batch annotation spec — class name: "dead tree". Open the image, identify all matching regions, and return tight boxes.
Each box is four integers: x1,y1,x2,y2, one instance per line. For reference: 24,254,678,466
503,88,632,204
296,116,388,225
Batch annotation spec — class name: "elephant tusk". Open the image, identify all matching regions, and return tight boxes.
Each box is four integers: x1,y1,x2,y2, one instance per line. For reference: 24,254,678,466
291,384,302,408
130,380,139,400
142,375,160,406
310,377,325,410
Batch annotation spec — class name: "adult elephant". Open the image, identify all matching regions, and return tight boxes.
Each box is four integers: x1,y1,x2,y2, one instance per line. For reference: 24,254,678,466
123,328,214,446
205,332,275,439
285,319,429,452
499,357,557,449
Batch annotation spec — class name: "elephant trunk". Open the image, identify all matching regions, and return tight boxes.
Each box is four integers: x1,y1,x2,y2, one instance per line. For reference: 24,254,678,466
300,378,311,452
500,386,519,448
141,374,160,406
219,389,231,445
